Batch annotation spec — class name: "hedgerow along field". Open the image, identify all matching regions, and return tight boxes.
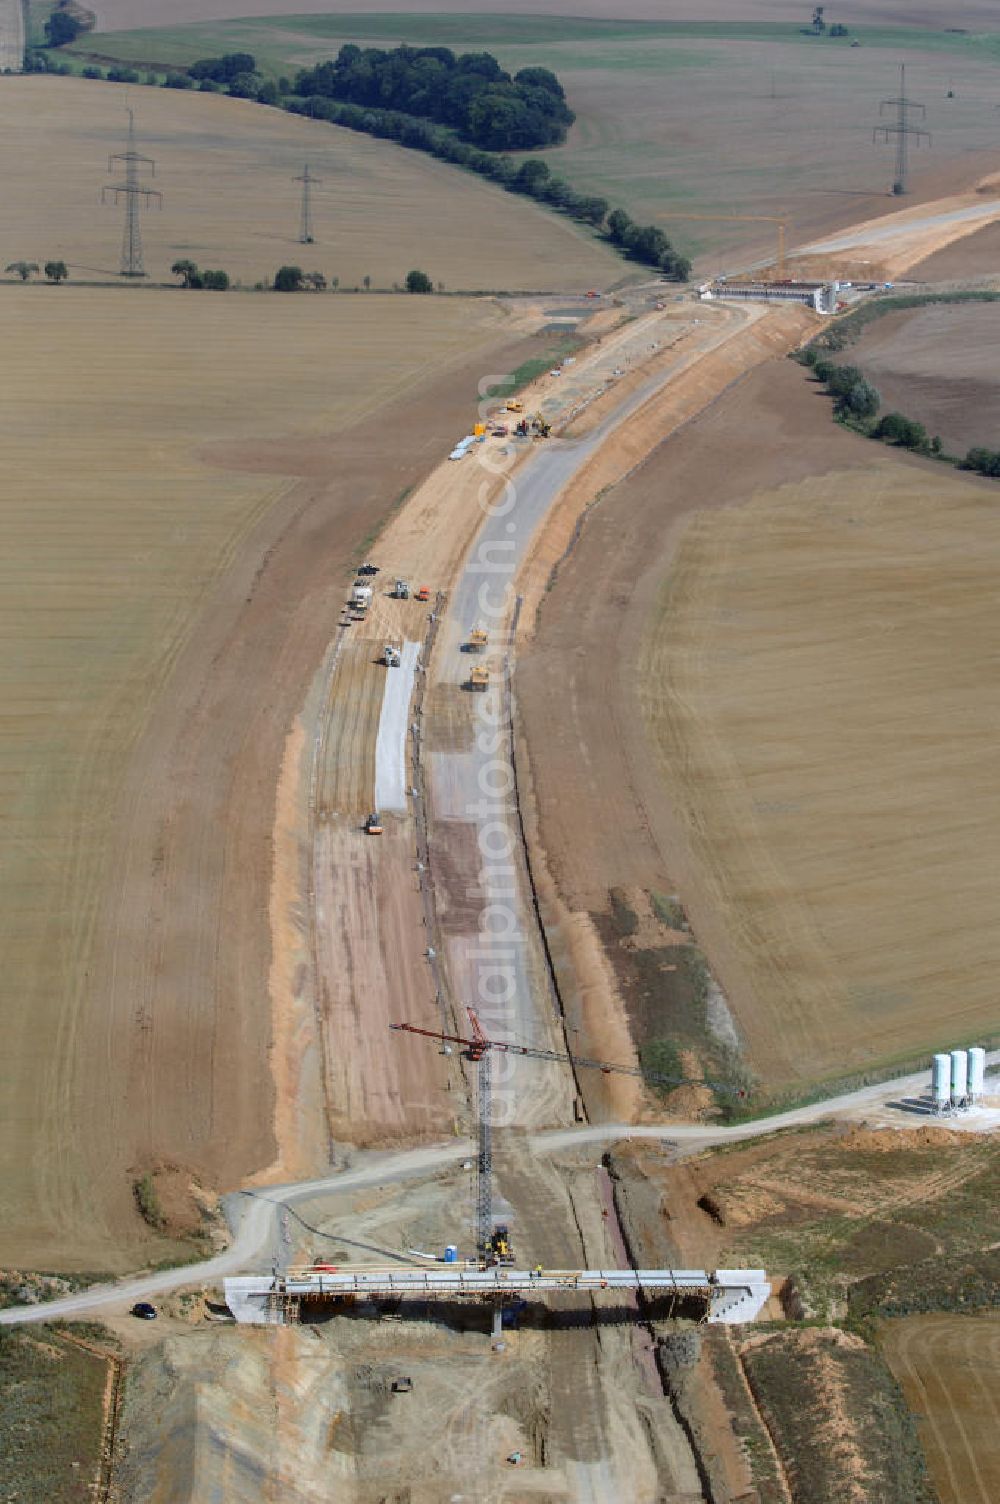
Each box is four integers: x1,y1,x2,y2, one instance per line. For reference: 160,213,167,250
0,284,513,1271
0,77,621,290
65,9,1000,271
643,456,1000,1096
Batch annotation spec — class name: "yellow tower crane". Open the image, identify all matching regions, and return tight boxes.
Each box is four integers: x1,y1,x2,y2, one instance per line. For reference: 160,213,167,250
662,213,788,280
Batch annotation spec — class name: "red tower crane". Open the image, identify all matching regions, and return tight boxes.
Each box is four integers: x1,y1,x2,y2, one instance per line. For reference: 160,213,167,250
391,1007,743,1260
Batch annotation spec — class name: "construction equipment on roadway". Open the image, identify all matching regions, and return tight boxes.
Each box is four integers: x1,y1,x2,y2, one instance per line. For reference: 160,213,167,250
392,579,410,600
384,643,402,668
505,399,524,413
489,1225,514,1265
391,1007,745,1262
468,664,489,692
467,625,488,653
415,585,431,603
364,812,383,835
351,583,373,614
531,413,551,438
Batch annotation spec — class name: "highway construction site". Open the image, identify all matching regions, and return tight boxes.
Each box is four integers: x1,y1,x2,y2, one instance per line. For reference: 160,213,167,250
5,41,1000,1488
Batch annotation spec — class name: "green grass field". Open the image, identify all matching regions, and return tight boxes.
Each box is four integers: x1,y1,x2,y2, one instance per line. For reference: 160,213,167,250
64,13,1000,266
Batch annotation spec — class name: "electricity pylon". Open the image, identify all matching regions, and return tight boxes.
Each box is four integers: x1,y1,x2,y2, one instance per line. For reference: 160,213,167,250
874,65,929,196
296,164,320,244
103,108,161,277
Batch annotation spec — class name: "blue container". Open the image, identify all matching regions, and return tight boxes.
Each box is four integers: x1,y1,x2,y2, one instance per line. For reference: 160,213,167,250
443,1244,458,1264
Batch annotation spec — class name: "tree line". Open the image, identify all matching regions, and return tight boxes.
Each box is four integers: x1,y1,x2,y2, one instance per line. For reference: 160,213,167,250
30,40,691,279
286,94,689,277
797,345,1000,475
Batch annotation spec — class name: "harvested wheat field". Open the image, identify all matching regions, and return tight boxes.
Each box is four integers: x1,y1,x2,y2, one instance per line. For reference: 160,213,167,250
0,284,528,1272
883,1312,1000,1504
0,76,621,290
644,453,1000,1090
520,353,1000,1100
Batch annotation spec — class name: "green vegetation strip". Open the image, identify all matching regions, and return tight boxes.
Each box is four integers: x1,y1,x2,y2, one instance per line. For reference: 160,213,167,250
0,1325,113,1502
67,14,1000,60
798,292,1000,474
743,1330,935,1504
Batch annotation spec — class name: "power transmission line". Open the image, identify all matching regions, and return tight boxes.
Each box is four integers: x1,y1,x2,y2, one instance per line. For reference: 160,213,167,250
295,164,320,244
874,64,929,196
102,107,161,277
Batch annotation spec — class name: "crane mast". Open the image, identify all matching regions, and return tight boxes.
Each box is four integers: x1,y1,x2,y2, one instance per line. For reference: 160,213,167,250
391,1008,743,1261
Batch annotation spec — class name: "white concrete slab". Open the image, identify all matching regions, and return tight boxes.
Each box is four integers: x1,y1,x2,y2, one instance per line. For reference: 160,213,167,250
374,639,419,813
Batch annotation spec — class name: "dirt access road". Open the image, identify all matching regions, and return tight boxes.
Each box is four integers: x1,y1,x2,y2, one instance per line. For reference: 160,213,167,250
2,1056,995,1328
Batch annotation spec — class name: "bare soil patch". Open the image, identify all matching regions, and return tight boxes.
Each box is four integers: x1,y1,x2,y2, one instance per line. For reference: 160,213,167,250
910,217,1000,281
835,301,1000,454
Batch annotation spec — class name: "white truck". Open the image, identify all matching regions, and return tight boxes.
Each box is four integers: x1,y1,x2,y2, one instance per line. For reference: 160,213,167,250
351,584,373,614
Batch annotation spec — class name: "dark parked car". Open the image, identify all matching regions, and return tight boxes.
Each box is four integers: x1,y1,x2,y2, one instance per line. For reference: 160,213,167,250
131,1301,157,1320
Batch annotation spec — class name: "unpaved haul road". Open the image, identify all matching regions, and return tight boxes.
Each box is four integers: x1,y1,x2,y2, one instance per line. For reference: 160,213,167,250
423,300,765,1128
2,1059,995,1326
801,198,1000,255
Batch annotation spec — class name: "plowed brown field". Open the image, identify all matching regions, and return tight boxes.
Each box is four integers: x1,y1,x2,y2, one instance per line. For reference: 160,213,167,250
834,302,1000,456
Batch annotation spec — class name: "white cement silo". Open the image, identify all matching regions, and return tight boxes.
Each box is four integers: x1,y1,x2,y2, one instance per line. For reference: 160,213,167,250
967,1046,986,1104
950,1048,969,1108
931,1053,951,1111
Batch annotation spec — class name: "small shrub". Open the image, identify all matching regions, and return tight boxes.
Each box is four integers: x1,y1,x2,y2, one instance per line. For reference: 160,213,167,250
133,1173,165,1230
875,412,929,451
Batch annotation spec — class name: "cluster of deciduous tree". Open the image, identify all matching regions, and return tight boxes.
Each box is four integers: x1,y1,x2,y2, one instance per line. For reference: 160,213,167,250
180,52,281,103
294,45,574,151
5,261,69,281
170,259,230,290
874,411,934,451
606,207,691,279
959,446,1000,476
810,356,881,420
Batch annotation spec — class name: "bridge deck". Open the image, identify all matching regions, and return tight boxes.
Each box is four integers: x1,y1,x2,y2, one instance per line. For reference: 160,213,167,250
225,1266,771,1325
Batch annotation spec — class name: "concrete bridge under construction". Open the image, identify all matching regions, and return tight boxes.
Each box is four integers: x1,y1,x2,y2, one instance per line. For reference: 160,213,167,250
225,1266,771,1327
